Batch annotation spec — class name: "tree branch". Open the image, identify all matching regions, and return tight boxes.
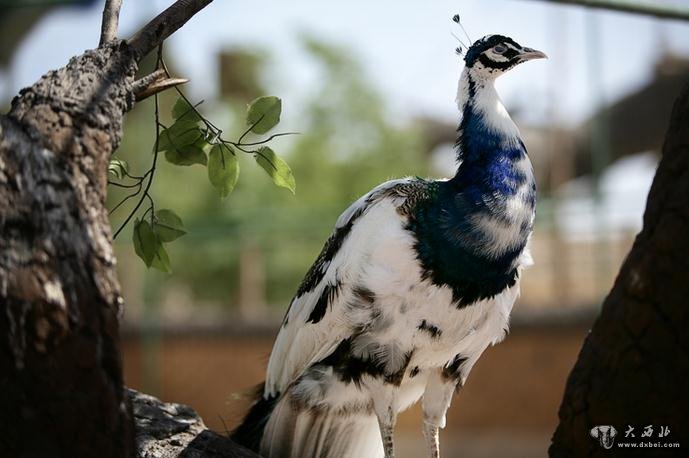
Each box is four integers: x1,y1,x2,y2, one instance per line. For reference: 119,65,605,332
127,0,214,60
99,0,124,46
523,0,689,22
131,69,189,101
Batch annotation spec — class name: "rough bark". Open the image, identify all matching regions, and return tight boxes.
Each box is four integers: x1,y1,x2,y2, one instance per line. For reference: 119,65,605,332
0,42,138,457
129,389,259,458
549,83,689,455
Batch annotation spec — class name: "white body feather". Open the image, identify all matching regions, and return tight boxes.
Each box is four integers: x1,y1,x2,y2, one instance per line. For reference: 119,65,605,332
260,178,532,458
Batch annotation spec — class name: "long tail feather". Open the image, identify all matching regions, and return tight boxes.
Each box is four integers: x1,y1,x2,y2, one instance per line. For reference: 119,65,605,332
260,393,384,458
234,382,384,458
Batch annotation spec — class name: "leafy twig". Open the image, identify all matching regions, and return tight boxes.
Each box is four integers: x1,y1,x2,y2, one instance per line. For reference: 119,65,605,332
108,50,297,263
113,45,164,239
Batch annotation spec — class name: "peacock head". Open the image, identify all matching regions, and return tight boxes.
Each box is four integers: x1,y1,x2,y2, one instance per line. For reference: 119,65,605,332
462,34,546,80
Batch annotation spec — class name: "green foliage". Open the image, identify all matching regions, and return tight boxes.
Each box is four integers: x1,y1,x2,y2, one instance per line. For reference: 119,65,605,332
254,147,295,194
110,91,293,271
133,219,157,267
132,209,185,272
108,158,128,179
158,116,207,166
172,97,202,122
153,209,187,242
246,96,281,134
150,242,172,273
208,144,240,199
165,144,208,166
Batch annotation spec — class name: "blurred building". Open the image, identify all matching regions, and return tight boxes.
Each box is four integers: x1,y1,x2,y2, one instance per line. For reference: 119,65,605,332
572,52,689,177
218,49,267,102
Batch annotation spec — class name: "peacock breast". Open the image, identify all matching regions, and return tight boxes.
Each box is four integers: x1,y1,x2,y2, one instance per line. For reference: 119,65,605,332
408,155,535,308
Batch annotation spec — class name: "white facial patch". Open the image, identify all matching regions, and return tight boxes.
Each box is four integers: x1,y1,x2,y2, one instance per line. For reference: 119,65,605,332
487,49,509,62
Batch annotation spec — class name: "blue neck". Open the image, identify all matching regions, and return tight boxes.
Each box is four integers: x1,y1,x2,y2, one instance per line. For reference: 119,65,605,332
449,73,529,201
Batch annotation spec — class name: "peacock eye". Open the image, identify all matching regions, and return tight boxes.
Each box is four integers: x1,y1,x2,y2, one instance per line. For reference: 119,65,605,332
493,44,507,54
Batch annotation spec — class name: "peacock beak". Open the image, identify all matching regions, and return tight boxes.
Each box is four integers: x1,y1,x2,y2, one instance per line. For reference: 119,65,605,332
517,47,547,61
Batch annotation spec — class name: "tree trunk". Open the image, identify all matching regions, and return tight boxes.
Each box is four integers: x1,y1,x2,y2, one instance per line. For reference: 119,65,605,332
0,2,237,455
550,83,689,456
0,42,137,457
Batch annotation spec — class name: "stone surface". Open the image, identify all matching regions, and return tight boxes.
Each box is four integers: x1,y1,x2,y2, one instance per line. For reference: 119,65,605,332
129,389,259,458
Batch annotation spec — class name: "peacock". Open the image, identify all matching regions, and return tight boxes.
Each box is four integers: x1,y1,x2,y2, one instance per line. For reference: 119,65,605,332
233,24,546,458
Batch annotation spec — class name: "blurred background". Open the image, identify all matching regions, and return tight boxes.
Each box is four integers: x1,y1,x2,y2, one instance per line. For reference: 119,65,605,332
2,0,689,456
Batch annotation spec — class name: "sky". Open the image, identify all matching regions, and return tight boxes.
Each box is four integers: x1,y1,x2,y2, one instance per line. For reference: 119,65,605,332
2,0,689,128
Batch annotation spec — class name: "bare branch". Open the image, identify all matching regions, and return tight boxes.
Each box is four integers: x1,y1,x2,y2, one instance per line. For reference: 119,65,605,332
127,0,214,60
132,69,167,93
522,0,689,21
99,0,124,46
135,77,189,102
132,69,189,101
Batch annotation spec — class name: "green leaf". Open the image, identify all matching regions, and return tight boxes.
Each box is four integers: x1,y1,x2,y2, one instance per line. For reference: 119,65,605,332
172,97,202,123
246,96,281,134
208,144,239,199
153,209,187,242
254,146,295,194
157,120,203,153
133,219,157,267
156,129,173,152
150,242,172,273
169,120,203,144
165,144,207,166
108,158,128,179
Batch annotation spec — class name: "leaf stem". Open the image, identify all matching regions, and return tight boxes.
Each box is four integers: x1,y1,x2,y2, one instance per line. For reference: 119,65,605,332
108,180,144,188
237,113,265,144
236,131,299,146
109,185,143,215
